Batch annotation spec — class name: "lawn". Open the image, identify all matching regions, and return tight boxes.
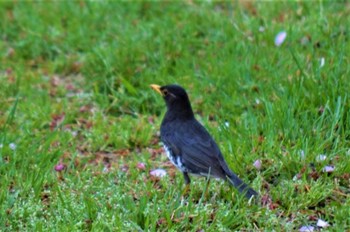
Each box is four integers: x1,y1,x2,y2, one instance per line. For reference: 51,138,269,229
0,1,349,231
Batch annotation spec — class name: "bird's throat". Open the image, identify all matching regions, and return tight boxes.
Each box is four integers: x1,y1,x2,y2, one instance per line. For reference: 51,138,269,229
165,103,194,121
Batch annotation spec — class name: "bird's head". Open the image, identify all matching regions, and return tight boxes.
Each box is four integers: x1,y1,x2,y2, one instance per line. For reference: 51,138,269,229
150,84,194,119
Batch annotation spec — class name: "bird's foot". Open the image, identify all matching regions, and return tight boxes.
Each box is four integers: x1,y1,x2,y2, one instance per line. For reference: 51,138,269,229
181,184,190,197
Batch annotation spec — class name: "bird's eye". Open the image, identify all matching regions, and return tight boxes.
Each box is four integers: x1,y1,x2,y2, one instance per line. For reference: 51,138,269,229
163,89,168,96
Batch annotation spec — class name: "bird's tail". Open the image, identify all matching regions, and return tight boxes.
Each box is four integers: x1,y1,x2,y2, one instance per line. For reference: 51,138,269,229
226,172,258,200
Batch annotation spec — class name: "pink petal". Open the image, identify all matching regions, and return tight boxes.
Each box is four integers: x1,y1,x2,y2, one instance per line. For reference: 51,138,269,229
275,31,287,46
121,165,129,172
317,219,329,228
323,165,335,173
299,225,314,232
137,162,146,170
54,163,65,172
253,159,262,170
150,168,167,178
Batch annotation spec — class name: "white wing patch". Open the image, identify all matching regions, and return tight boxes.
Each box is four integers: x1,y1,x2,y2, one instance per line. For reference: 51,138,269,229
163,145,187,172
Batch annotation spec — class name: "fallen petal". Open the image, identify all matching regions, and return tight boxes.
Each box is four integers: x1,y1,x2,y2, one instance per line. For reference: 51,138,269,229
293,173,302,181
323,165,335,173
275,31,287,46
224,121,230,128
320,57,325,68
316,154,327,162
9,143,17,150
150,168,167,178
121,165,129,172
299,225,314,232
253,159,262,170
137,162,146,170
317,219,329,228
103,163,112,173
54,163,65,172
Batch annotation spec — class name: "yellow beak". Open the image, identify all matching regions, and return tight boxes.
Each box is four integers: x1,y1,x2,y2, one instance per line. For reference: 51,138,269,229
150,84,162,95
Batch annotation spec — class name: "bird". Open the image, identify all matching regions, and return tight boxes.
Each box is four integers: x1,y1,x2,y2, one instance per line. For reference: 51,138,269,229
150,84,258,200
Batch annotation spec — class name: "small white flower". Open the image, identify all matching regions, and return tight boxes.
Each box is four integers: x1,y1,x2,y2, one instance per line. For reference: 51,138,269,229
320,57,325,68
316,154,327,162
259,26,265,32
299,150,305,159
253,159,262,170
9,143,16,150
323,165,335,173
299,225,314,232
0,144,3,148
293,174,300,181
224,121,230,128
275,31,287,46
317,219,329,228
150,169,167,178
103,166,110,173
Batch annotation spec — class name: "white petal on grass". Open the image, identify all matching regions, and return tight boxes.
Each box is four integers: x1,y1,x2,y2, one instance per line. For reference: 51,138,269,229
275,31,287,46
320,57,325,68
316,154,327,162
0,144,3,148
9,143,17,150
224,121,230,128
150,168,167,178
259,26,265,32
293,174,300,181
299,150,305,159
322,165,335,173
253,159,262,170
317,219,329,228
299,225,314,232
103,166,110,173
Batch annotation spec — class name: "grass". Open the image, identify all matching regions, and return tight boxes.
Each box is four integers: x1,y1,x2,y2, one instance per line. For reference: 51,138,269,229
0,1,349,231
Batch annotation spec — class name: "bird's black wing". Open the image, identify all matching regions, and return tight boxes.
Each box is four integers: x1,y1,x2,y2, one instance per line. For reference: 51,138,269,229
161,120,230,179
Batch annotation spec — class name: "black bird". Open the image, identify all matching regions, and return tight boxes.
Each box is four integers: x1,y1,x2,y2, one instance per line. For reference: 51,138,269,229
150,84,258,199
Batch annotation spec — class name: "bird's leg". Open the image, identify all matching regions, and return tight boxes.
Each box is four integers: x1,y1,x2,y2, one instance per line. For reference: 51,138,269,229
182,172,191,196
183,172,191,185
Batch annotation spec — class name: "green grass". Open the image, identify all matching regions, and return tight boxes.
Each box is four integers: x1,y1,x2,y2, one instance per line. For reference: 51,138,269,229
1,1,350,231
